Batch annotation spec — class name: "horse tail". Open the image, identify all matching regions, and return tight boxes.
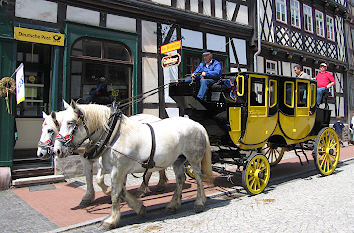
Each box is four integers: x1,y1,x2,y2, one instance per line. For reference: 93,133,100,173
201,129,214,184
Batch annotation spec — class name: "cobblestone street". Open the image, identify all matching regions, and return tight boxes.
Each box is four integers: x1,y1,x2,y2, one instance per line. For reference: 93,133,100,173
64,159,354,233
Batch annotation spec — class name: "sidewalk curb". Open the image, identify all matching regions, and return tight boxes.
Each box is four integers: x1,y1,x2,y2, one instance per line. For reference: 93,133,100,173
47,156,354,233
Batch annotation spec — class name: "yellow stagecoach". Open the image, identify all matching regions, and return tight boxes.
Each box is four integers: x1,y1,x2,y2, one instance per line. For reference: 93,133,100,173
170,72,340,195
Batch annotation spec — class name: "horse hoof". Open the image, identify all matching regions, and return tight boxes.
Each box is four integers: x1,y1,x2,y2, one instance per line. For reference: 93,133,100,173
99,222,115,231
165,206,177,214
105,187,112,196
79,200,91,207
194,204,204,213
138,205,146,217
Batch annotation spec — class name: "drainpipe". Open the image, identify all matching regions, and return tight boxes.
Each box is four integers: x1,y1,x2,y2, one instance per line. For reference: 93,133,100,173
253,0,261,72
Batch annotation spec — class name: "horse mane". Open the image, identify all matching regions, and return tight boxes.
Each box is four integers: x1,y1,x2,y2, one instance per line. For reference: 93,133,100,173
77,104,111,133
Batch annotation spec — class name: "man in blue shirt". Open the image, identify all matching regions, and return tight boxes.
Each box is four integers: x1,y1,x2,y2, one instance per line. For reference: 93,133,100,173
192,50,223,100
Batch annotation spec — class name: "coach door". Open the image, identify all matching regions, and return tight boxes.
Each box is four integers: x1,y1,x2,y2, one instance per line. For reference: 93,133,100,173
294,80,315,138
241,74,277,145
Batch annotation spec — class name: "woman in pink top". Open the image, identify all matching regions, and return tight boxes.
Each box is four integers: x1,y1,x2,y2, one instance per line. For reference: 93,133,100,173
314,63,335,105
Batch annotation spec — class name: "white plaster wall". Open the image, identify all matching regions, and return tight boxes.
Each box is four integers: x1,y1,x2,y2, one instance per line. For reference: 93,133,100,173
152,0,171,6
181,29,203,49
282,62,291,77
166,108,180,118
142,21,157,53
177,0,185,9
142,57,158,103
203,0,212,16
15,0,58,23
229,38,247,65
329,104,336,117
67,6,99,26
106,14,136,33
226,1,236,21
215,0,223,19
190,0,199,13
236,5,248,25
257,56,264,73
164,65,178,103
14,118,42,149
142,108,159,117
334,73,343,93
207,33,226,52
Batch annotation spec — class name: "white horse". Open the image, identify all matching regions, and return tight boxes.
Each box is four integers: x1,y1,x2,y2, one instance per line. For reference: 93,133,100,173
37,103,168,206
54,102,214,230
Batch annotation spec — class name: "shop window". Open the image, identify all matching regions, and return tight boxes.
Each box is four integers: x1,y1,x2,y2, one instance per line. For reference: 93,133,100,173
303,5,313,33
16,42,51,117
303,66,312,77
70,38,132,112
250,78,265,106
266,60,277,74
182,49,227,78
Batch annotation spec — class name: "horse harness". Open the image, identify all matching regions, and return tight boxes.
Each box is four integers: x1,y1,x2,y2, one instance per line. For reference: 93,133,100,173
62,106,159,186
38,119,60,155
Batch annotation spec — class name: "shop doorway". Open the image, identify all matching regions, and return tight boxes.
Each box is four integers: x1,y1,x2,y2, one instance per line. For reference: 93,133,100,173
70,38,132,114
13,42,54,178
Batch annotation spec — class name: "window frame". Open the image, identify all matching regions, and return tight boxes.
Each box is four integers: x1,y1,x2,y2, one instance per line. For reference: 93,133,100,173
326,15,335,41
290,0,301,29
275,0,288,24
303,4,313,34
284,81,295,108
269,79,278,108
266,59,278,75
303,66,312,77
315,10,325,38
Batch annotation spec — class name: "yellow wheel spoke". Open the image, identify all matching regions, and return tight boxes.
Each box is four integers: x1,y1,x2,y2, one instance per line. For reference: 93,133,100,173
327,156,333,167
320,156,326,168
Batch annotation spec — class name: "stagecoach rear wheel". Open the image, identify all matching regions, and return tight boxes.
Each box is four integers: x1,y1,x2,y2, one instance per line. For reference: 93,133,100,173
184,162,195,179
313,127,340,176
261,142,285,166
242,153,270,195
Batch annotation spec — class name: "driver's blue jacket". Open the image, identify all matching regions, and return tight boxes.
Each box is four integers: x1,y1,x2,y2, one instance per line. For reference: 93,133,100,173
192,59,222,80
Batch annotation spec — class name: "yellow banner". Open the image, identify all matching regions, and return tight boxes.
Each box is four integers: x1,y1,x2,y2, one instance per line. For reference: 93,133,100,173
160,40,181,54
14,27,65,46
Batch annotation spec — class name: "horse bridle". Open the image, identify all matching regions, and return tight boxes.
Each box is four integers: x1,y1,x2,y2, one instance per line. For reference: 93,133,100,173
38,120,60,155
56,109,91,152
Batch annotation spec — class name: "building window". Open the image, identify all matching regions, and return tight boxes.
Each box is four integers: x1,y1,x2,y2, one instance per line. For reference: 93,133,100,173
315,10,325,37
303,66,312,77
266,60,277,74
16,42,51,117
291,0,301,28
314,69,320,76
70,38,132,113
326,15,335,41
303,4,313,33
276,0,287,24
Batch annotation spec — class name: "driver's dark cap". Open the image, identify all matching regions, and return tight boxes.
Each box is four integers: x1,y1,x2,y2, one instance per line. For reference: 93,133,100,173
202,49,211,56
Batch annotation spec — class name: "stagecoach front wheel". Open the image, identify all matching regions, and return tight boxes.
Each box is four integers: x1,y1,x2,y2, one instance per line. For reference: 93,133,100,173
313,127,340,176
242,153,270,195
261,142,285,166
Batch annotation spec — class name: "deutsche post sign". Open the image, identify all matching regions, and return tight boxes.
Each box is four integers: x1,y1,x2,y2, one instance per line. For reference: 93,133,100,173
161,53,181,68
160,40,181,54
14,27,65,46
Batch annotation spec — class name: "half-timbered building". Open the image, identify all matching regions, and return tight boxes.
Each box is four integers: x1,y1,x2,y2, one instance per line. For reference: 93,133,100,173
258,0,348,120
0,0,255,180
346,0,354,115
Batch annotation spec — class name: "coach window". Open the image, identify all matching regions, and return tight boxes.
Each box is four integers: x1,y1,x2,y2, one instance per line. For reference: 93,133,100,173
269,80,277,107
310,83,316,108
297,82,308,107
70,38,132,110
250,78,266,106
284,82,294,108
